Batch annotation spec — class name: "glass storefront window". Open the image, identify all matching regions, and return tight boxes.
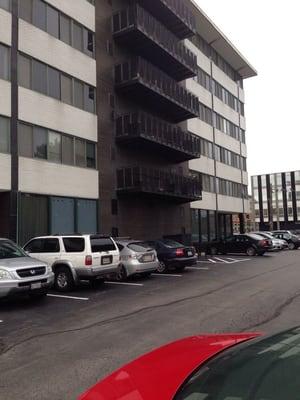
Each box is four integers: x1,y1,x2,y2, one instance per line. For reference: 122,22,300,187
209,211,216,241
200,210,208,242
191,209,199,244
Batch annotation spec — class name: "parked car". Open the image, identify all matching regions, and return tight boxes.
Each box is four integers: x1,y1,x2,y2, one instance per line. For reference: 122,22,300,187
207,233,273,256
144,239,197,273
79,327,300,400
23,235,120,292
115,240,159,281
252,231,288,251
0,238,54,300
271,231,300,250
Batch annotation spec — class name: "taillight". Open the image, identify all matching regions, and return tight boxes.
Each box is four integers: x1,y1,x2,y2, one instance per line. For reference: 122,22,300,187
259,240,268,247
176,248,184,257
85,255,93,266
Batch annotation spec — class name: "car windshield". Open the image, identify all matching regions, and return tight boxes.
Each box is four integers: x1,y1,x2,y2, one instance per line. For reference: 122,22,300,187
0,241,27,259
127,242,151,252
161,239,183,248
175,327,300,400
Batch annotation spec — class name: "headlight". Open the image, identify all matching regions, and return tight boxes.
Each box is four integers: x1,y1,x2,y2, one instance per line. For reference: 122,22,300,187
0,269,13,280
47,265,53,274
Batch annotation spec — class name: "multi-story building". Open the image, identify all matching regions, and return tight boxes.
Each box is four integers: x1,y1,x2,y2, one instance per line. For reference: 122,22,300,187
252,171,300,232
0,0,98,244
0,0,256,246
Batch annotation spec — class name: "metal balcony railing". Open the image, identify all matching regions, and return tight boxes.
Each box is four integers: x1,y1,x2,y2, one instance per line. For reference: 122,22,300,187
112,4,197,80
115,57,199,122
117,166,202,202
116,112,201,161
137,0,196,39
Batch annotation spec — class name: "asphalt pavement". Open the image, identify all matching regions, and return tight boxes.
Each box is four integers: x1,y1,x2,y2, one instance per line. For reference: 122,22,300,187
1,250,300,399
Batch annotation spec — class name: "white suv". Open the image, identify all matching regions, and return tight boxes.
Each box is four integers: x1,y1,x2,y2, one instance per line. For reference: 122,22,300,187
23,235,120,292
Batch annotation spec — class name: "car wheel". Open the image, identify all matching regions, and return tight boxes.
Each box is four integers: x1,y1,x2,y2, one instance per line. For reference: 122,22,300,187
54,266,74,292
116,265,127,282
176,266,186,272
246,247,257,257
288,242,296,250
157,261,168,273
210,247,218,256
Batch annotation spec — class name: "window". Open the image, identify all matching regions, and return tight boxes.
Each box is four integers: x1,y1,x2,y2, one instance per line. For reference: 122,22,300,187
60,74,73,105
74,80,84,109
25,237,59,253
60,14,71,45
62,135,74,165
0,116,10,153
0,44,10,81
46,5,59,38
73,22,83,52
75,138,86,167
32,0,47,31
84,28,94,56
48,131,61,162
63,238,85,252
0,0,10,11
33,126,47,159
18,54,31,88
32,60,47,94
18,123,33,157
18,0,32,22
86,142,96,168
84,85,95,113
48,67,60,99
90,236,116,252
24,239,43,253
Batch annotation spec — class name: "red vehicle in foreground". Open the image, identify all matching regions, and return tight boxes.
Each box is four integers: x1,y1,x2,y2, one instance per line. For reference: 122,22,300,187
79,327,300,400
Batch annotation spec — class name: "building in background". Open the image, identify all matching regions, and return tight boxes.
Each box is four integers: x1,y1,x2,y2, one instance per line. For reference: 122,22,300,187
0,0,98,244
252,171,300,232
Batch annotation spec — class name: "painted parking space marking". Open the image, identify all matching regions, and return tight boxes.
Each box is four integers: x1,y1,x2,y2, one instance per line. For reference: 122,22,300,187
186,267,210,270
213,257,231,264
207,259,217,263
105,281,144,287
0,320,3,323
152,273,182,277
47,294,89,301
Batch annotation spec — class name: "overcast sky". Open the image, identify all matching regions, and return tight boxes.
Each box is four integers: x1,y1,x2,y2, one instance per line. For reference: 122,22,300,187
195,0,300,177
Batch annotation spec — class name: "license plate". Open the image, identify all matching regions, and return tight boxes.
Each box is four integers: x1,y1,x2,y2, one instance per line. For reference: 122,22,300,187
31,282,42,290
102,256,112,265
187,251,193,256
143,255,152,262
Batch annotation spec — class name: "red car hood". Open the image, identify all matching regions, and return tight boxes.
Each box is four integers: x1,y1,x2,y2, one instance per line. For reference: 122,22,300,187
79,333,260,400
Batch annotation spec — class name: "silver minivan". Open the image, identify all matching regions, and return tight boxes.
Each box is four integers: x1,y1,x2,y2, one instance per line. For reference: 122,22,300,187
116,240,159,281
0,238,54,299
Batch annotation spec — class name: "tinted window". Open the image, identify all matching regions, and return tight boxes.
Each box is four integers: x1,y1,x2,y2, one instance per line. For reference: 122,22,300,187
48,67,60,99
32,0,46,31
61,74,72,105
84,85,95,113
116,243,124,251
0,116,10,154
86,142,96,168
19,123,33,157
74,80,84,109
32,60,47,94
46,5,59,38
90,237,116,252
0,241,26,259
48,131,61,162
75,138,86,167
43,238,60,252
18,0,32,22
62,135,74,165
24,239,43,253
73,22,83,51
0,44,10,80
0,0,10,11
84,28,94,56
161,239,183,248
18,54,31,89
33,126,47,159
60,14,71,45
63,238,85,253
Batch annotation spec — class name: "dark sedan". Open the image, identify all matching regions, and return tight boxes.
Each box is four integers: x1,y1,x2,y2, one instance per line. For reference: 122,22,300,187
145,239,197,273
206,233,273,256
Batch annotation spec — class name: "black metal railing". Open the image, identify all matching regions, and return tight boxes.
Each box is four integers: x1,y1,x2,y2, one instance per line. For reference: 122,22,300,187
112,4,197,79
138,0,196,39
115,57,199,120
116,112,201,159
117,166,202,201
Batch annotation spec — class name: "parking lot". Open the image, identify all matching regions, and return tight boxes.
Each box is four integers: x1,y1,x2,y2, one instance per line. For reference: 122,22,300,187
1,250,300,399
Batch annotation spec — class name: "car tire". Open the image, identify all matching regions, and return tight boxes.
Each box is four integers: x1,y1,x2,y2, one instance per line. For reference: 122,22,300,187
210,247,218,256
157,261,168,273
246,247,257,257
176,266,186,272
116,265,127,282
288,242,296,250
54,266,74,292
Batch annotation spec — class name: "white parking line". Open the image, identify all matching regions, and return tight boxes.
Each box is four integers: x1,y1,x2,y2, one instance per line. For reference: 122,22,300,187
0,320,3,323
47,294,89,301
213,257,231,264
105,281,144,287
207,259,217,263
152,273,182,277
186,267,210,270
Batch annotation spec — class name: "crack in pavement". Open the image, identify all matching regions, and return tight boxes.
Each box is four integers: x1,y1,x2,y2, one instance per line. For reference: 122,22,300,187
0,260,297,357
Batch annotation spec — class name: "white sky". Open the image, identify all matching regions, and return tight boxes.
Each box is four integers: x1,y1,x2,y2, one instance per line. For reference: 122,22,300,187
195,0,300,176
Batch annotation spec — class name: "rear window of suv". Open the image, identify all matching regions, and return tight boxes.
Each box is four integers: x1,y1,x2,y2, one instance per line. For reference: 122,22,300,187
63,238,85,252
90,236,116,252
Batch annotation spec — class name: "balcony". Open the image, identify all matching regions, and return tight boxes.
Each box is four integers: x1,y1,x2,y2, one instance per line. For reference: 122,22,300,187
116,167,202,203
137,0,196,39
116,112,201,162
115,57,199,123
112,5,197,81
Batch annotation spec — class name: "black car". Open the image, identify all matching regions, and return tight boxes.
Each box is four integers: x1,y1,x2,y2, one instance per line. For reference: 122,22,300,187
206,233,273,256
271,231,300,250
145,239,197,273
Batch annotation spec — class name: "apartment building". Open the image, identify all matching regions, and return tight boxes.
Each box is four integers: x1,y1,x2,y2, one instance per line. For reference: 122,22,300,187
252,171,300,232
0,0,98,244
